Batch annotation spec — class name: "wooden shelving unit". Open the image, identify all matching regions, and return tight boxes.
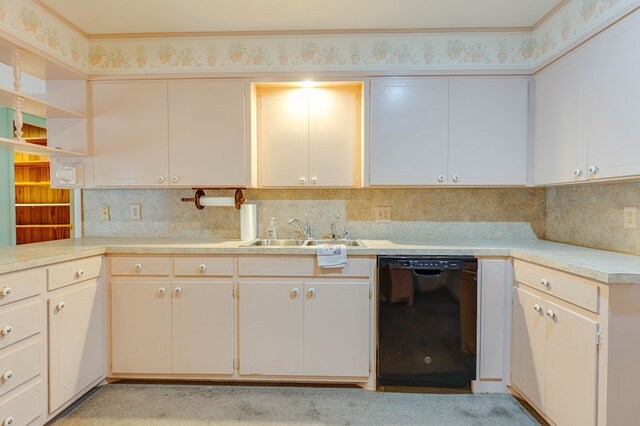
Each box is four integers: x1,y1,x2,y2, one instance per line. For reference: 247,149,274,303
14,124,71,245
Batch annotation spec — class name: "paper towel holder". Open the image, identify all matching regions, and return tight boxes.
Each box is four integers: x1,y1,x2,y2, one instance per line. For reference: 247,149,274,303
181,188,247,210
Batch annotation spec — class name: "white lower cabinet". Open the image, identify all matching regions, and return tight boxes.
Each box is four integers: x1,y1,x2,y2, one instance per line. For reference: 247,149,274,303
111,280,234,375
239,280,370,377
512,283,599,426
49,280,106,413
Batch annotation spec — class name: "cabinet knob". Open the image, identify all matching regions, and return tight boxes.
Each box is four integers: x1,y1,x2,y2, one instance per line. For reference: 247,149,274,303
1,287,11,297
588,166,599,175
308,288,315,296
159,287,166,295
77,269,85,278
1,325,12,336
311,177,318,184
135,263,142,272
540,278,549,287
533,304,541,312
291,288,299,296
546,310,555,319
3,416,14,426
56,302,65,311
171,176,179,183
157,176,165,183
2,370,13,381
573,169,582,177
452,175,460,183
175,287,182,295
299,177,305,185
198,264,207,272
437,175,445,183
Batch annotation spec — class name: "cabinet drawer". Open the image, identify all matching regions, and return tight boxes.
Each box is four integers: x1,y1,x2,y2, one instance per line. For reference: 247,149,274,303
313,257,372,278
110,257,171,276
0,338,43,397
514,260,599,313
0,379,43,426
239,256,315,277
0,269,44,307
0,302,43,350
48,256,103,291
173,257,235,277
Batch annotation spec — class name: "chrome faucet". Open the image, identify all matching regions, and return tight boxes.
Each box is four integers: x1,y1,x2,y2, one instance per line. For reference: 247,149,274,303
288,215,312,239
331,213,348,240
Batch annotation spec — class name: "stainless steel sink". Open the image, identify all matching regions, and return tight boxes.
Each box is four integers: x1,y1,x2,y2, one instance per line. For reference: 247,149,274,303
241,239,306,247
303,239,366,247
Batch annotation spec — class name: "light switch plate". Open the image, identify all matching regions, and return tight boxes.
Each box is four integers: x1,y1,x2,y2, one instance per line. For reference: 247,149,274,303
100,206,110,221
375,206,391,223
624,207,638,229
130,204,141,221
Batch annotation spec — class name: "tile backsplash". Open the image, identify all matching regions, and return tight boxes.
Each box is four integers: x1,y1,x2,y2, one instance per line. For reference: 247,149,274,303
547,181,640,255
82,188,546,240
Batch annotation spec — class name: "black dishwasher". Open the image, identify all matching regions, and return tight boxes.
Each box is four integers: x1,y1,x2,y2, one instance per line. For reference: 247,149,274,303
377,256,478,389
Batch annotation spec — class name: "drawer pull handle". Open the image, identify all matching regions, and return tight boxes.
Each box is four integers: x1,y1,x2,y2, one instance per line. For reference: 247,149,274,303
533,304,541,312
540,278,549,287
546,310,555,319
56,302,65,311
437,175,445,183
3,416,14,426
199,264,207,272
135,263,142,272
452,174,460,183
308,288,316,296
77,269,85,278
159,288,166,295
2,370,13,381
1,325,12,335
1,287,11,297
175,287,182,295
291,288,299,296
157,176,165,183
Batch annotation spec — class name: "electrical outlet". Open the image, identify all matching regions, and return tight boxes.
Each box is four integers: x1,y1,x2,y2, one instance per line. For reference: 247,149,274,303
624,207,638,229
130,204,141,221
100,206,110,221
375,206,391,223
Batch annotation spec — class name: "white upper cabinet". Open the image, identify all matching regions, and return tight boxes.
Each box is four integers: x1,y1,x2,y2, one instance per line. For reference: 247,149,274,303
257,84,362,188
585,10,640,181
369,78,449,185
168,80,247,187
93,81,169,187
533,49,588,185
369,77,528,186
448,78,529,186
93,79,248,187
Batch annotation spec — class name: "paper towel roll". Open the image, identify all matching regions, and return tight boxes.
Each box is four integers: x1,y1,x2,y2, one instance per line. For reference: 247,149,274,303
199,196,236,207
241,203,257,241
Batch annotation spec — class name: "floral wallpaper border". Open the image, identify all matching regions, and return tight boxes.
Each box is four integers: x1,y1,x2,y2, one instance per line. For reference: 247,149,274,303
0,0,637,76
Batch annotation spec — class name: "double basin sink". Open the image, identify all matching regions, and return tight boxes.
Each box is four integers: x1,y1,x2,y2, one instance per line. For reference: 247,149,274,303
241,239,366,247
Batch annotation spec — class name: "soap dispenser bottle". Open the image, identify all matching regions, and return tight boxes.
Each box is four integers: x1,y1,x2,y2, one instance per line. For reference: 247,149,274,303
268,217,278,239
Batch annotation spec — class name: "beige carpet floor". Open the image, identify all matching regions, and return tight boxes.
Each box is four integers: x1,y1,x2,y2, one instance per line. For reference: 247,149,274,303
52,383,539,425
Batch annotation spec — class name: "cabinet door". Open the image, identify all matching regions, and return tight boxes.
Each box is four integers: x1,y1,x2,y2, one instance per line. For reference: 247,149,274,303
545,301,598,426
172,281,234,374
239,282,303,375
511,286,545,409
533,49,588,185
587,11,640,180
308,91,358,187
303,281,370,376
259,90,309,187
449,78,528,185
168,80,247,186
111,281,171,374
49,281,105,412
93,81,169,186
370,78,449,185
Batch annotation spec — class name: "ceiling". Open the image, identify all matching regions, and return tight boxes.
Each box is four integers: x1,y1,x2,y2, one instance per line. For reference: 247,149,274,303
38,0,564,35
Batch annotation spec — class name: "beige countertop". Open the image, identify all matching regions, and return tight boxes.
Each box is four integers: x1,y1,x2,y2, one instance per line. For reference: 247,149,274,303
1,237,639,284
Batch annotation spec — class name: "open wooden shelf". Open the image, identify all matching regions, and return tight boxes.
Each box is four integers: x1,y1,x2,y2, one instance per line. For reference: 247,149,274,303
16,203,70,207
1,137,86,157
16,224,71,228
14,161,50,167
0,86,84,119
15,182,51,187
